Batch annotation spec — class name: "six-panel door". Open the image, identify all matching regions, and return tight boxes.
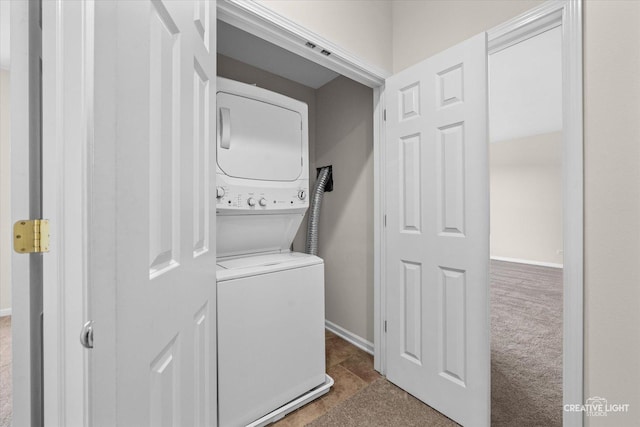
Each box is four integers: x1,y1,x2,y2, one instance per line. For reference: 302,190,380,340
385,33,490,427
101,1,218,425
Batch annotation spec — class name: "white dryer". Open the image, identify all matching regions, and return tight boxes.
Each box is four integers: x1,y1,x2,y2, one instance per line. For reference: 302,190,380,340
215,78,330,427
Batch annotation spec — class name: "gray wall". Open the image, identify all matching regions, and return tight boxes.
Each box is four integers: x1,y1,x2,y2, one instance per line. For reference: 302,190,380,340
490,132,563,265
315,76,374,342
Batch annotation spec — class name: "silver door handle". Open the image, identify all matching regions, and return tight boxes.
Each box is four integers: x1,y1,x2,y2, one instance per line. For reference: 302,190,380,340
80,320,94,349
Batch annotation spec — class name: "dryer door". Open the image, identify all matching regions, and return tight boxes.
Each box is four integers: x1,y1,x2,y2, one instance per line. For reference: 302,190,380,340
217,92,303,181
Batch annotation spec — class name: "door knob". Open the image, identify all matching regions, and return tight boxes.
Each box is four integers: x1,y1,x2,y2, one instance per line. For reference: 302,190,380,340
80,320,94,349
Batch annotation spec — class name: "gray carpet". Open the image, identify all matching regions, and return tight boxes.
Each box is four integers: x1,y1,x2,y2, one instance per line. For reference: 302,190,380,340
491,260,562,426
0,316,11,427
309,260,562,426
308,378,458,427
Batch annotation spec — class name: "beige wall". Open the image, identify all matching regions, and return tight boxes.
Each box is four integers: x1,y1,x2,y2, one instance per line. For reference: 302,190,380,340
490,132,563,265
0,69,10,313
583,2,640,425
390,0,640,424
256,0,392,73
315,76,374,342
392,0,543,73
217,54,318,252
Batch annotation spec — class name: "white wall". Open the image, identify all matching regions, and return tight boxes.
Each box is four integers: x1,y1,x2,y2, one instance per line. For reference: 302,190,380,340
315,76,374,343
391,1,640,424
490,132,563,265
255,0,392,73
0,69,11,314
217,53,318,252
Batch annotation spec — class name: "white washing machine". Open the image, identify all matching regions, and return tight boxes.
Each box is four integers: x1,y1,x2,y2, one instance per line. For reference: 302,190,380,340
215,78,331,427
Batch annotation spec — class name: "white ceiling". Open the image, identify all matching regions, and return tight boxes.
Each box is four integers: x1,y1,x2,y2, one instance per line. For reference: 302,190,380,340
1,0,9,70
489,27,562,142
217,20,339,89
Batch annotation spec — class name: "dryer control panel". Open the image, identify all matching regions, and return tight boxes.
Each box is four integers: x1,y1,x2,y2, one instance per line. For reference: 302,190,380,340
215,175,308,213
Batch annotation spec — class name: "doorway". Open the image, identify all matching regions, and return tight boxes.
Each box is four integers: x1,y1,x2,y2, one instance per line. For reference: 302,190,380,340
217,17,379,424
218,2,583,426
489,25,564,427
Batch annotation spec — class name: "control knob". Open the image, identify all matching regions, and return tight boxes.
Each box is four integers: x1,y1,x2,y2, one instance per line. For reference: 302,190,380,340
216,186,225,198
259,198,268,207
247,197,256,207
298,190,306,200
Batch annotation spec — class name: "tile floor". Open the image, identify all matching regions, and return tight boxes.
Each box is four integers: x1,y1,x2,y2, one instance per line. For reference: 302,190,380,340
272,330,381,426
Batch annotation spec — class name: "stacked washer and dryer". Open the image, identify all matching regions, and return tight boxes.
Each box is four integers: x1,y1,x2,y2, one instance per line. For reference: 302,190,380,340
215,77,333,427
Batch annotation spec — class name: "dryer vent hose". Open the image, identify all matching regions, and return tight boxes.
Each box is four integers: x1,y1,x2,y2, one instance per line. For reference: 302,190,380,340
305,166,332,256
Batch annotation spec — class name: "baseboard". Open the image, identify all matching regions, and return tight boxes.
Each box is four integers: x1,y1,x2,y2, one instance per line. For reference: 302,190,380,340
490,256,563,269
0,308,11,317
325,320,374,355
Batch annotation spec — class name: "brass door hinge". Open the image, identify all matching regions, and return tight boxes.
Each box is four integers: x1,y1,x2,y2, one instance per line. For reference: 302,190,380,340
13,219,50,253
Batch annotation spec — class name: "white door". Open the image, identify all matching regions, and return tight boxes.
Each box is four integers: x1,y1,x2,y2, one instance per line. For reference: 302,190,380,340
385,33,490,426
90,1,217,425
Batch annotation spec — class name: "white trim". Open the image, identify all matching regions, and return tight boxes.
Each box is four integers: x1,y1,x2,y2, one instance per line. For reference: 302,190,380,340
0,308,11,317
490,256,563,269
216,0,389,88
325,320,374,355
248,375,334,427
488,1,564,54
373,85,385,373
488,2,584,426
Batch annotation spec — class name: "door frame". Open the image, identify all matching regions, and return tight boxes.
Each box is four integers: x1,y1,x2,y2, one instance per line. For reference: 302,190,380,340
10,0,44,425
39,1,582,425
487,2,584,426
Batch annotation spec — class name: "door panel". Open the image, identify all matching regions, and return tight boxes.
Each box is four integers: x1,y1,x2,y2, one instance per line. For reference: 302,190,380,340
92,1,217,425
148,0,181,276
385,33,489,427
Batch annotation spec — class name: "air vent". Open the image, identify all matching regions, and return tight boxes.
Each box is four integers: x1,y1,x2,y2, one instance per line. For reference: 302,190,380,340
320,49,331,56
305,41,316,49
